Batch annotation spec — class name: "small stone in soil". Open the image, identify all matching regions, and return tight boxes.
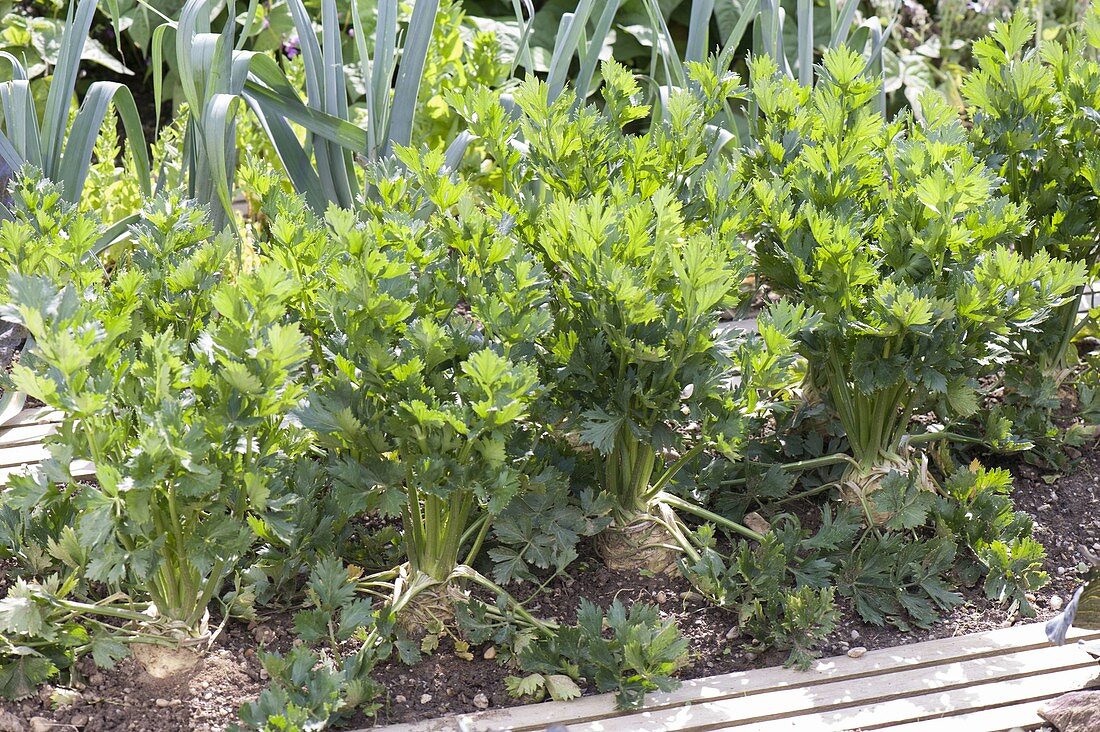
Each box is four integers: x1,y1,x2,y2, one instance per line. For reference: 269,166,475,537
0,711,23,732
420,694,432,704
743,512,771,535
1050,595,1064,611
473,692,490,710
395,695,407,704
657,591,667,604
847,647,868,659
725,626,740,640
850,630,860,641
28,719,52,732
483,646,497,660
155,699,171,708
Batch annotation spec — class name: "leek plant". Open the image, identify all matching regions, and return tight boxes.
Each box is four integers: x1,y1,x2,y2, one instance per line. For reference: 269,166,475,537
741,48,1085,520
0,0,150,210
153,0,458,228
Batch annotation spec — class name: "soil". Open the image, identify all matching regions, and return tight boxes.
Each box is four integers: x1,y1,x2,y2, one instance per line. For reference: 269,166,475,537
1,447,1098,731
0,324,21,377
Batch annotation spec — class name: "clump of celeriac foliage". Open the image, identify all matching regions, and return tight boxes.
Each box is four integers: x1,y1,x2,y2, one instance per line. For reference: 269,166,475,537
740,47,1084,520
449,59,813,572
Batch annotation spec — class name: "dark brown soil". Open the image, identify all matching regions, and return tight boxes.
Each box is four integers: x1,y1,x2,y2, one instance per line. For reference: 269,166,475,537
0,324,22,378
0,618,291,732
2,445,1098,731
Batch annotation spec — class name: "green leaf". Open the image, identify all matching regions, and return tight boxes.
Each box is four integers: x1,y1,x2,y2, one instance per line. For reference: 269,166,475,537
0,650,56,700
89,634,129,669
871,471,936,531
544,673,582,701
579,408,623,456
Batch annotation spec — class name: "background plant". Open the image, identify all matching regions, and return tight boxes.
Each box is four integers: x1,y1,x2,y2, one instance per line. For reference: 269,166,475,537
0,0,150,211
963,9,1100,463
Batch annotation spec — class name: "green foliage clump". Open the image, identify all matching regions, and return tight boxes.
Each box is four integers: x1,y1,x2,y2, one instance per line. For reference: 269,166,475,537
0,171,103,292
963,9,1100,460
297,147,551,611
515,599,687,710
965,11,1100,380
685,524,842,669
934,463,1048,615
452,61,812,561
742,47,1084,506
1,194,310,635
236,558,390,731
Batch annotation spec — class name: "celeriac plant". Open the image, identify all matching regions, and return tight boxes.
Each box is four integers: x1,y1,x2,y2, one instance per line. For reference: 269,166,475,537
1,194,310,641
452,61,813,571
740,47,1084,518
298,148,553,629
963,9,1100,426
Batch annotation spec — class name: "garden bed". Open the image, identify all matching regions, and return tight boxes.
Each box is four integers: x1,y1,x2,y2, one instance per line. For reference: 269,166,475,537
1,438,1096,732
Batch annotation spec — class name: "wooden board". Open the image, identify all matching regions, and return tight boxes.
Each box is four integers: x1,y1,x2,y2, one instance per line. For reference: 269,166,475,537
881,701,1048,732
0,459,94,485
1,407,63,427
0,421,58,447
0,442,50,469
375,623,1100,732
0,407,94,485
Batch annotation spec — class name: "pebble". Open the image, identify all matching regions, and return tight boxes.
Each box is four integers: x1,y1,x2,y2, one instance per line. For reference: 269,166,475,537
846,647,868,659
656,591,667,604
395,695,407,704
0,711,24,732
725,626,740,640
155,699,171,708
473,693,490,710
743,511,771,535
483,646,497,661
1038,503,1052,512
70,714,88,727
744,652,757,661
1050,595,1064,611
28,719,51,732
420,693,433,704
850,630,860,641
1058,567,1067,576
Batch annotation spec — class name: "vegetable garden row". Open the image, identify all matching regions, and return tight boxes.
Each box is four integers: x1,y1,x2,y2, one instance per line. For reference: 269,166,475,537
1,0,1100,730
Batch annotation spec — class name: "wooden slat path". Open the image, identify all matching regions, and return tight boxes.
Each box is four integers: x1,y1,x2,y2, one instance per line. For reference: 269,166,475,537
0,406,94,484
377,623,1100,732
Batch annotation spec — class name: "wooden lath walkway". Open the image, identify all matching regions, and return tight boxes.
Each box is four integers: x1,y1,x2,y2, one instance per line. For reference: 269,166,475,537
1,405,1094,731
0,405,93,484
378,623,1100,732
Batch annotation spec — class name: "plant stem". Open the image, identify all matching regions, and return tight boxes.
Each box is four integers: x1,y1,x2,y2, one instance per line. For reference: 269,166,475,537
658,492,764,542
720,452,854,486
